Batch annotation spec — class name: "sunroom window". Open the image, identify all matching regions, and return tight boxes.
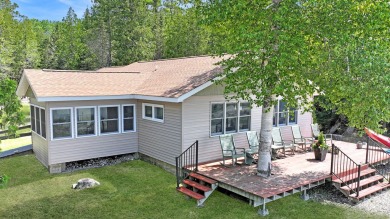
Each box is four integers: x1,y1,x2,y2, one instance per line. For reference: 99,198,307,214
99,106,119,134
52,108,72,139
76,107,96,137
122,105,135,132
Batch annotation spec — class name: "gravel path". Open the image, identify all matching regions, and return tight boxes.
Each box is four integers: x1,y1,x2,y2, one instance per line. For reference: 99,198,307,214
309,183,390,218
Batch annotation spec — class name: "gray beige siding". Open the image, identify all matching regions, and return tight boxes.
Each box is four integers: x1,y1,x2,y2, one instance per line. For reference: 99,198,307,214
31,132,49,167
182,94,262,163
47,99,138,165
137,101,182,165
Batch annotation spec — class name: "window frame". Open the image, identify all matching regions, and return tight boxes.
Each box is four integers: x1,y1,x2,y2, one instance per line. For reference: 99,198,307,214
40,108,46,139
50,107,74,141
30,104,46,140
273,100,298,127
122,104,136,133
98,105,120,135
75,106,97,138
210,102,251,137
142,103,164,123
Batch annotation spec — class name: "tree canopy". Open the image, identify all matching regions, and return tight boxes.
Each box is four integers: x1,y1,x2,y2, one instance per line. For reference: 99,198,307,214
200,0,390,176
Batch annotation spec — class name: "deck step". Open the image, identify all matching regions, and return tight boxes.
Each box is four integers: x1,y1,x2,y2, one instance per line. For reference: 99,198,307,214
183,179,212,192
177,187,205,200
189,172,218,185
332,168,376,185
340,175,384,194
349,182,390,201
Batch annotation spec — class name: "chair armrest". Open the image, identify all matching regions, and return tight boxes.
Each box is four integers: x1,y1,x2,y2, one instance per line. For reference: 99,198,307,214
235,147,246,153
282,140,294,145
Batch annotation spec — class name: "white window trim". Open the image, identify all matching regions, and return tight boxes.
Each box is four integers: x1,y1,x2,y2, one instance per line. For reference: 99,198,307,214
50,107,74,141
210,102,251,137
75,106,97,138
273,99,299,127
98,105,121,135
30,104,46,140
122,104,136,133
142,103,164,123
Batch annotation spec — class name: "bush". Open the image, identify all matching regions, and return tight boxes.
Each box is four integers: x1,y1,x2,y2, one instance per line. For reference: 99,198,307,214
0,174,10,189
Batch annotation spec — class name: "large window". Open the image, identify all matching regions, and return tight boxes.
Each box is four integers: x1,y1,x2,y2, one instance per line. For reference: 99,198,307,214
273,100,298,126
51,108,73,139
122,105,135,132
76,107,96,137
142,103,164,122
211,102,251,136
30,105,46,139
99,106,119,134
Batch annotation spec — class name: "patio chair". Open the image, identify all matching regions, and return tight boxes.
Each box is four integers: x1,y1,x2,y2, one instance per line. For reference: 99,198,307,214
219,134,247,166
311,123,333,144
246,131,259,154
291,125,314,151
271,128,295,156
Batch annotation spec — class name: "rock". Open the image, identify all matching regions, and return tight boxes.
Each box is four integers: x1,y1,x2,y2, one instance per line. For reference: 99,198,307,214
72,178,100,190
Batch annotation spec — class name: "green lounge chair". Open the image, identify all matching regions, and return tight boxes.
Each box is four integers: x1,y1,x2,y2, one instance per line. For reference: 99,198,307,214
291,125,314,151
246,131,259,154
219,134,248,166
271,127,295,156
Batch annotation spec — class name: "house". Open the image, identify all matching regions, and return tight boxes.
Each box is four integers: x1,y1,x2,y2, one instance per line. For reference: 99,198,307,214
16,56,313,173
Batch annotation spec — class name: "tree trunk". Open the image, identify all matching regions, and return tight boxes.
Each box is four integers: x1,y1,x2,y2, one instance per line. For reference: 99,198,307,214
257,97,274,178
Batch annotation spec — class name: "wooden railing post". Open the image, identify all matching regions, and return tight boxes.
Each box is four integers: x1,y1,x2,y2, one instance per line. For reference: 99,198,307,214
356,164,361,197
175,156,180,189
365,136,369,164
330,143,334,175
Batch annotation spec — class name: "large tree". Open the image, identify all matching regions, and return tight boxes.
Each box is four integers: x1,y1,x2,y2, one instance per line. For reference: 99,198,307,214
201,0,390,177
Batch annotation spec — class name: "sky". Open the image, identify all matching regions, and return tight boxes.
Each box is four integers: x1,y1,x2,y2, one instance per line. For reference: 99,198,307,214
12,0,92,21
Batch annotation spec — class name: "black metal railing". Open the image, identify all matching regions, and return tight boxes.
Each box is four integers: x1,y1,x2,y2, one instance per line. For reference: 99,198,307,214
175,140,198,189
365,137,390,182
330,144,361,197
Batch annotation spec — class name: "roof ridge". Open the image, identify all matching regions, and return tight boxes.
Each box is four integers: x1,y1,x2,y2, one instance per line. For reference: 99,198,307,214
137,55,213,64
41,69,140,74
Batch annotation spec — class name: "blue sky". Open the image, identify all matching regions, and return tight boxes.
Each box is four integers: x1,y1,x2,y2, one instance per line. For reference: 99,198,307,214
13,0,92,21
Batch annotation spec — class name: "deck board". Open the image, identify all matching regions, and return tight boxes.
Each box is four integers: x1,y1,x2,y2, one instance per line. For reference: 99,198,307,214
196,141,374,199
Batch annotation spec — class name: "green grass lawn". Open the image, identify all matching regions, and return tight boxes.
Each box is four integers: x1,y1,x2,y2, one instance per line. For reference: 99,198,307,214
0,155,387,219
0,136,31,152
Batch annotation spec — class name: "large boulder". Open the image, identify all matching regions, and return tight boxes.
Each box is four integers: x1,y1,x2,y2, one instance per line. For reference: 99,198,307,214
72,178,100,190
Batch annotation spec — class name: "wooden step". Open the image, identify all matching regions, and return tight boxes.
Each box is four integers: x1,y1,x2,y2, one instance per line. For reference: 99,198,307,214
340,175,384,195
183,179,212,192
189,172,217,184
331,164,369,180
177,187,205,200
333,168,376,184
349,182,390,201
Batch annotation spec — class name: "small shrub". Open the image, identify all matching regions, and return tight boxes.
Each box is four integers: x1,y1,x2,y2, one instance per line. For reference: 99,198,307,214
0,174,10,189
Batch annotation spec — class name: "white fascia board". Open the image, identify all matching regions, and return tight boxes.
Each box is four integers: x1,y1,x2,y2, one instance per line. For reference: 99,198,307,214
177,80,214,102
37,94,181,103
16,73,28,97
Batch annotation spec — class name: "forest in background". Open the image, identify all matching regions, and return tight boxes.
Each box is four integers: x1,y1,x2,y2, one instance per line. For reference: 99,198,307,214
0,0,211,81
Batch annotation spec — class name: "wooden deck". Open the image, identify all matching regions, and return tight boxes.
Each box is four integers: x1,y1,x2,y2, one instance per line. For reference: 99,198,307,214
196,140,371,207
